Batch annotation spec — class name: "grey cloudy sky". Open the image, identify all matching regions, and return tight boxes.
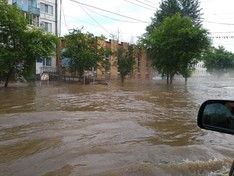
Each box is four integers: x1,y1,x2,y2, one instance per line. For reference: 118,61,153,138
61,0,234,52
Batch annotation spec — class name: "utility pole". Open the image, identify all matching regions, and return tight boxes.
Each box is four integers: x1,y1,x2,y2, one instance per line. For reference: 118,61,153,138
117,28,120,42
55,0,62,76
55,0,58,36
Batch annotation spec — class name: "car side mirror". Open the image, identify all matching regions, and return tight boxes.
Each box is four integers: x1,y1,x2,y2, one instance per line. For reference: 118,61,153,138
197,100,234,135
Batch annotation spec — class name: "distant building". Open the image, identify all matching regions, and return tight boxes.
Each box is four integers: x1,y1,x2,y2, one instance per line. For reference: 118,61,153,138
8,0,60,75
193,61,208,77
60,39,153,81
97,40,153,80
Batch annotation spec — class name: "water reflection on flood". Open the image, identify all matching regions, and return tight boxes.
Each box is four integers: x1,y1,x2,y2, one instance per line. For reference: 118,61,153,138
0,76,234,176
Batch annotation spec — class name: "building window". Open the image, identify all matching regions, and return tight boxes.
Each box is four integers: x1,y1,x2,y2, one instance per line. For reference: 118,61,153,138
37,58,52,66
37,58,43,63
26,14,39,26
40,21,52,32
43,58,52,66
40,3,53,15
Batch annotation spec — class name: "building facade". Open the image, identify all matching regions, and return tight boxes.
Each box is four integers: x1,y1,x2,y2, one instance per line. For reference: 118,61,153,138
36,0,58,75
8,0,59,75
97,40,153,80
61,39,153,81
8,0,40,26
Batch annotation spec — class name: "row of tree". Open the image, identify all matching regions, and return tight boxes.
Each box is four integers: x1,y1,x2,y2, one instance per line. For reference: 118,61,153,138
61,0,234,84
0,1,134,86
203,46,234,73
1,0,234,87
0,0,136,87
140,0,209,84
61,29,135,84
141,0,234,84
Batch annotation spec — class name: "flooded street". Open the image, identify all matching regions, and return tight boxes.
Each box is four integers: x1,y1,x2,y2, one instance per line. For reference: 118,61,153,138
0,77,234,176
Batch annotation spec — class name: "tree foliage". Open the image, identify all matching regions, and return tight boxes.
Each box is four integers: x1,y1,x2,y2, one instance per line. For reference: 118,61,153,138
0,0,57,87
143,14,209,84
117,45,135,84
62,29,109,79
146,0,202,34
202,46,234,73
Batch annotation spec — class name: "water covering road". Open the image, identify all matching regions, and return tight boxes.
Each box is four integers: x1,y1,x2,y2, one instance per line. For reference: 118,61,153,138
0,76,234,176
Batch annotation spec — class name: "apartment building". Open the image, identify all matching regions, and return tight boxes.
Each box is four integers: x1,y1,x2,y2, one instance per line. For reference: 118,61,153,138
8,0,40,26
37,0,59,74
8,0,59,75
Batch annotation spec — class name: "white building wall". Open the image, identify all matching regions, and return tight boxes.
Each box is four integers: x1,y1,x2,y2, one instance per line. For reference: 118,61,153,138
36,0,58,74
39,0,56,34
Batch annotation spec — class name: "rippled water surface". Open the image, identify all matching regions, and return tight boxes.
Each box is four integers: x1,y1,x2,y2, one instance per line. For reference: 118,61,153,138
0,77,234,176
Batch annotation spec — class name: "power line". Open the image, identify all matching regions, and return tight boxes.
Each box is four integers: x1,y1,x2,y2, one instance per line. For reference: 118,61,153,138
123,0,155,11
69,0,149,23
60,13,140,38
207,16,234,20
210,31,234,34
204,21,234,26
210,36,234,39
144,0,156,5
218,43,233,46
61,3,69,32
79,5,111,35
79,7,141,38
61,13,99,26
133,0,156,9
85,7,144,23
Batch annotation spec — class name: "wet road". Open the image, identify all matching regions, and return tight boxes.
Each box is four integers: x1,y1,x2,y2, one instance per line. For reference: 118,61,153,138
0,76,234,176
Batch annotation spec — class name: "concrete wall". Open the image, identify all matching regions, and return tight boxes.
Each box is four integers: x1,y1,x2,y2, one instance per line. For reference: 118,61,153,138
60,38,153,80
133,50,152,80
96,40,153,80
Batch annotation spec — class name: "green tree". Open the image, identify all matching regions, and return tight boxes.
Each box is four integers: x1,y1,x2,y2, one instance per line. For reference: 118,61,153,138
146,0,202,34
117,45,135,84
0,0,57,87
202,46,234,73
143,14,209,84
62,29,107,79
180,0,201,25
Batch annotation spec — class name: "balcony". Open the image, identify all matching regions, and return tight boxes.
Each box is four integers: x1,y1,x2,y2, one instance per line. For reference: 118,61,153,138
28,6,40,16
40,66,57,74
12,0,40,16
12,0,27,11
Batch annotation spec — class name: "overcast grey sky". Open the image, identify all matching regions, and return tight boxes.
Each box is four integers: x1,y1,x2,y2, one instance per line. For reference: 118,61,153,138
61,0,234,52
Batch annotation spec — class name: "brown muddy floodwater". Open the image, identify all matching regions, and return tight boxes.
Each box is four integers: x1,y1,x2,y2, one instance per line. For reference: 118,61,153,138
0,76,234,176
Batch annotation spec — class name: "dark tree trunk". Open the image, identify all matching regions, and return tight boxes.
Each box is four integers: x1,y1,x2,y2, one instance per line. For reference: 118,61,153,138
121,75,125,86
169,74,173,84
185,77,188,85
166,74,169,85
77,69,83,82
4,68,14,88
